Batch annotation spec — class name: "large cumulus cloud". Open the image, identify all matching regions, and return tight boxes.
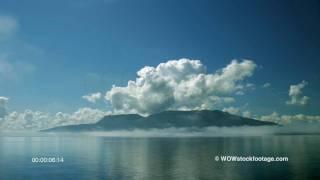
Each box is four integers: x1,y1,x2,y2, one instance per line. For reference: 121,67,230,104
105,58,257,115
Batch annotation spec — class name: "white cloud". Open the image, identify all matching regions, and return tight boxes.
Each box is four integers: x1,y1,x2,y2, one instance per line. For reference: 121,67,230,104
0,96,9,118
0,96,111,130
0,107,111,130
235,91,245,96
222,107,252,118
286,80,309,106
260,112,320,125
262,82,271,88
105,58,257,115
0,16,18,40
82,92,102,103
242,111,252,118
222,107,240,115
51,107,110,126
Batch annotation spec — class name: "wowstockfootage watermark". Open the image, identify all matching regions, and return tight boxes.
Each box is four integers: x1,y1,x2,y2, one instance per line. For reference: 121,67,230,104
215,155,289,163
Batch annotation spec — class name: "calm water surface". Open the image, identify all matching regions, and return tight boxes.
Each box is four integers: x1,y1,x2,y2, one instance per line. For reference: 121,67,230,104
0,133,319,180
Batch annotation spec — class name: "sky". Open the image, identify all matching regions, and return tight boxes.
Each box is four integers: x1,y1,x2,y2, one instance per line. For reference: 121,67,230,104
0,0,319,129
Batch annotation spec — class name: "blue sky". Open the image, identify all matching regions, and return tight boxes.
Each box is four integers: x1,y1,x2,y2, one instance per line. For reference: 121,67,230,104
0,0,319,117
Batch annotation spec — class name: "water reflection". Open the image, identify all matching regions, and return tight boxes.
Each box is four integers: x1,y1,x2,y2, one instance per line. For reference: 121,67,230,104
0,135,319,180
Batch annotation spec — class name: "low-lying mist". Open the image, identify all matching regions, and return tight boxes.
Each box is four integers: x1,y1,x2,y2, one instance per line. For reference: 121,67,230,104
84,123,320,137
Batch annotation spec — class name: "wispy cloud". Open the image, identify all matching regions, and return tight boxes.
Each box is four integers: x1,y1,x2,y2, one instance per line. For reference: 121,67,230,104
0,16,38,83
0,96,9,118
262,82,271,88
0,16,18,40
0,55,36,81
82,92,102,103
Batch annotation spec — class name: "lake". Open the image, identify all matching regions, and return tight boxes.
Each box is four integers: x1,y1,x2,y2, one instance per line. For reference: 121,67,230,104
0,133,319,180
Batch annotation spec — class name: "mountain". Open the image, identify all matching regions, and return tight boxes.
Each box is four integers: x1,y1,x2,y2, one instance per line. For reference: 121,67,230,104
42,110,277,132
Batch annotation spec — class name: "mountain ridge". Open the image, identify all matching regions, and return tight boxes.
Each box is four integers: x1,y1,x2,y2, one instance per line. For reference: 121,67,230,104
42,110,277,132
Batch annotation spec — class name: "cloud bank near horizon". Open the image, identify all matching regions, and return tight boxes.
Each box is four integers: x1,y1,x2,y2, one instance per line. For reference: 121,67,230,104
0,101,319,130
105,58,256,115
0,107,111,130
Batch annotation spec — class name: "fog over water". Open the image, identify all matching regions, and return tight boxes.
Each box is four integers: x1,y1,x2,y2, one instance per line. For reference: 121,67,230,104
80,124,320,137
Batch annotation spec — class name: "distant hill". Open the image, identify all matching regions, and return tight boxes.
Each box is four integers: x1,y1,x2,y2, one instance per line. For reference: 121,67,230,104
42,110,277,132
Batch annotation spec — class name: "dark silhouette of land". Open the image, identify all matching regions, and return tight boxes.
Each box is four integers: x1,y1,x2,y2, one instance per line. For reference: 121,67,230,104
42,110,277,132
